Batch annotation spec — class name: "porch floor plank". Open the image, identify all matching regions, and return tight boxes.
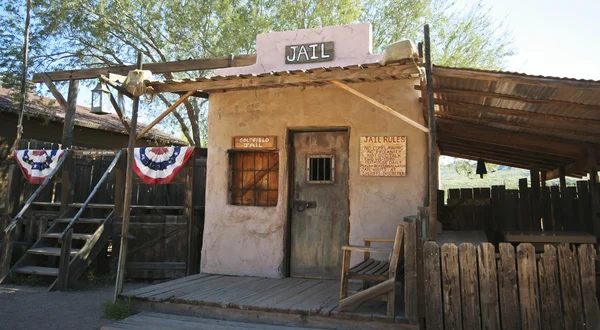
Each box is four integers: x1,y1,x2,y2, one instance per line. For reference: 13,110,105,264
121,274,407,322
102,312,322,330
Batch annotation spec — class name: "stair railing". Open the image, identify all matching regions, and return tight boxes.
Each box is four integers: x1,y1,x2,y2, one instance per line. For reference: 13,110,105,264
56,150,122,290
0,149,70,282
58,150,123,242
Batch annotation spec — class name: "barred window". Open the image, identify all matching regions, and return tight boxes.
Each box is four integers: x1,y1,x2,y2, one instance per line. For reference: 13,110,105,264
307,155,335,183
230,151,278,206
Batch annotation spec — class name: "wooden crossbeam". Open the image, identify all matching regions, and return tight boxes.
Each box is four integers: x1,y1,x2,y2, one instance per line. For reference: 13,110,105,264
330,80,429,133
433,66,600,90
41,73,67,110
147,64,419,93
99,75,134,99
430,87,600,112
32,54,257,82
432,98,600,127
439,143,563,169
136,90,196,139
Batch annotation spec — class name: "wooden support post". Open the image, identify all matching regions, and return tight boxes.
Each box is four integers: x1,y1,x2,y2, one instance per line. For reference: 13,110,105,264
531,166,542,231
114,154,125,218
109,93,130,133
0,227,15,282
60,80,78,212
559,165,567,191
589,148,599,242
424,24,438,240
541,171,547,188
57,228,72,291
185,151,197,275
114,53,143,302
41,74,67,110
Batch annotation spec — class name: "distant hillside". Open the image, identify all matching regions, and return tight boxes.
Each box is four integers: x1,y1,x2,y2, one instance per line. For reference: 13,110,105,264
440,164,582,191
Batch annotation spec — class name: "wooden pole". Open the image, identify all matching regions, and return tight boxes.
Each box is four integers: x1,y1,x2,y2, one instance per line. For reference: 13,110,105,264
184,151,197,275
589,148,599,242
424,24,438,240
60,80,79,212
530,165,541,231
113,52,143,302
6,0,32,216
136,90,196,139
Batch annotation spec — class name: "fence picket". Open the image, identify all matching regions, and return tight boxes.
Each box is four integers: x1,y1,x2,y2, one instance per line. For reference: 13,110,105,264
558,243,585,330
577,244,600,330
517,243,540,330
478,243,500,330
404,218,418,324
441,244,462,330
459,243,481,330
498,243,521,330
424,242,443,330
538,245,564,330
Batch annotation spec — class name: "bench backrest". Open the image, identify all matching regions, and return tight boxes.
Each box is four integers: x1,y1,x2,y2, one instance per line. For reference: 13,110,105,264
388,224,404,279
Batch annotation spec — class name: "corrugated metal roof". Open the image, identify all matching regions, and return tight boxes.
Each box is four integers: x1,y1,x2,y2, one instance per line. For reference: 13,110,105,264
146,59,421,93
432,66,600,173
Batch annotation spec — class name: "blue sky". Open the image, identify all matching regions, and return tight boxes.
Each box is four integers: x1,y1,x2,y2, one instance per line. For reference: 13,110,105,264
478,0,600,80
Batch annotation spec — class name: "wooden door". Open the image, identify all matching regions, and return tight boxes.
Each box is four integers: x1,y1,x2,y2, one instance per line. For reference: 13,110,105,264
290,131,349,279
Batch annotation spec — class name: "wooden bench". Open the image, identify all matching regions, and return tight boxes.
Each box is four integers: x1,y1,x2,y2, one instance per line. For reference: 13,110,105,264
339,225,404,317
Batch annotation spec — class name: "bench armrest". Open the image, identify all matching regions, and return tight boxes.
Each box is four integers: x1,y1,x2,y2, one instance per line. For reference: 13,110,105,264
341,245,392,254
363,238,395,244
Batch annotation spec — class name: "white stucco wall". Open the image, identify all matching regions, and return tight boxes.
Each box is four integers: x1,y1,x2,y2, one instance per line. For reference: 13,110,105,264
201,78,428,278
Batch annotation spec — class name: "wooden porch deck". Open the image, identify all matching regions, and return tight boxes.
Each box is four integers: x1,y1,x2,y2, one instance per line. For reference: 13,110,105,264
121,273,412,329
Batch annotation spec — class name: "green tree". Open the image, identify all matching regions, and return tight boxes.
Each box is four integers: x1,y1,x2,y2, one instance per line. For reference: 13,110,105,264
0,0,514,145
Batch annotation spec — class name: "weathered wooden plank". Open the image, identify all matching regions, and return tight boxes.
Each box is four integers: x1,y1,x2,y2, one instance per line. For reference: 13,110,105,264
338,278,394,312
404,218,418,324
478,243,500,330
441,244,462,330
123,274,214,298
519,178,531,231
557,244,584,330
423,242,443,330
577,244,600,330
498,243,521,330
460,243,481,330
517,244,541,330
538,245,564,330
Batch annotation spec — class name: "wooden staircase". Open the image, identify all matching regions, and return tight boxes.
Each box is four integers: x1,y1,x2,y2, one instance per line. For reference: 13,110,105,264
0,150,123,290
10,208,114,290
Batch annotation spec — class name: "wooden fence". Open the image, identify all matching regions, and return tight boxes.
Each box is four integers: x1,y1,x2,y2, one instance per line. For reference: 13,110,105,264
419,242,600,330
440,182,595,243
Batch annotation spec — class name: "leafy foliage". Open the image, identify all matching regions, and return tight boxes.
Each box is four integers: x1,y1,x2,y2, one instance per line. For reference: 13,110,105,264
0,0,514,142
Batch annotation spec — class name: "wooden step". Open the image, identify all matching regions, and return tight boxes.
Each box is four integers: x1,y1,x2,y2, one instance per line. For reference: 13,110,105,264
14,266,59,277
28,247,81,257
55,218,104,224
42,232,93,240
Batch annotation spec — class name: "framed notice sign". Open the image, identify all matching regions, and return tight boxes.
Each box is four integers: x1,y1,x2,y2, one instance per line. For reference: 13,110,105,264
232,136,277,150
359,136,406,176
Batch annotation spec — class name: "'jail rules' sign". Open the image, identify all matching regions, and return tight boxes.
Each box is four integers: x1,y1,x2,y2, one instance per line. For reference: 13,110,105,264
359,136,406,177
285,42,334,64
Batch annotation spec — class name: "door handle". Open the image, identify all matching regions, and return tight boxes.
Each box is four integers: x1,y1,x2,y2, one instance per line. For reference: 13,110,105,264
293,200,317,212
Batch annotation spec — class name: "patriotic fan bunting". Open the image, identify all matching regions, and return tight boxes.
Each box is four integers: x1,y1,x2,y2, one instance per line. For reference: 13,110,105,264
14,149,65,184
132,147,194,184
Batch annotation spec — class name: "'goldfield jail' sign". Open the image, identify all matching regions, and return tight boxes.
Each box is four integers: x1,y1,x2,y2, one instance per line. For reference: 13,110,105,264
233,136,277,150
360,136,407,176
285,42,334,64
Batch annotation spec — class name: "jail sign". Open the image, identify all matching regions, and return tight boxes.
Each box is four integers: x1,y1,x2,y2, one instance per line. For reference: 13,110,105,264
285,42,334,64
233,136,277,150
359,136,407,177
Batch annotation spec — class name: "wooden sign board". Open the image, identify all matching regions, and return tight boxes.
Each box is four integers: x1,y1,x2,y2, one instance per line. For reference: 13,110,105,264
285,42,334,64
360,136,406,177
233,136,277,150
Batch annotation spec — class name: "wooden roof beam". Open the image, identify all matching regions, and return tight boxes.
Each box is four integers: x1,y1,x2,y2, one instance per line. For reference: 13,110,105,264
32,54,257,83
436,113,599,140
439,144,560,169
440,151,553,171
431,98,600,128
436,118,586,158
429,87,600,112
545,153,599,180
433,66,600,90
136,90,195,139
146,64,420,93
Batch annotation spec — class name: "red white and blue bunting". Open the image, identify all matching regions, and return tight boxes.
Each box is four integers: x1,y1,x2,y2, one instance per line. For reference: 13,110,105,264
14,149,66,184
132,147,194,184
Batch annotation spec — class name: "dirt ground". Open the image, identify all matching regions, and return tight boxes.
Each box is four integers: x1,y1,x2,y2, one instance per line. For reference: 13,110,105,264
0,282,147,330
